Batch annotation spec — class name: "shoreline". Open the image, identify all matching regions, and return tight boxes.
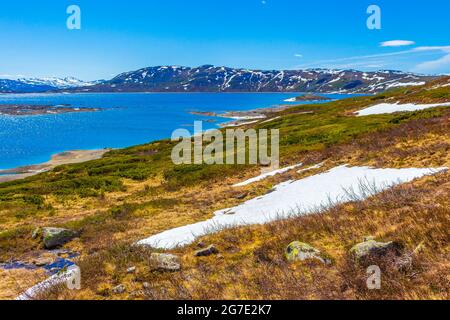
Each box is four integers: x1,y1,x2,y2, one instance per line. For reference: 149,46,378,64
0,93,329,182
0,102,284,181
0,149,110,183
191,102,313,128
0,91,306,96
0,102,286,182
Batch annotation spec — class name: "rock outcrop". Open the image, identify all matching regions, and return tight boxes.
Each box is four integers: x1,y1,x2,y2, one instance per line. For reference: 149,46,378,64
32,227,79,249
285,241,331,265
349,236,403,262
149,253,181,272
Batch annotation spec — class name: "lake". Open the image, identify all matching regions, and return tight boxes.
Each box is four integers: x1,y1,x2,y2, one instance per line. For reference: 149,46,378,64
0,92,357,170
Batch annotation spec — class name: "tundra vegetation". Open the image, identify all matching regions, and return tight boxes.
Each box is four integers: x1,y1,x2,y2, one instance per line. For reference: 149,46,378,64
0,78,449,300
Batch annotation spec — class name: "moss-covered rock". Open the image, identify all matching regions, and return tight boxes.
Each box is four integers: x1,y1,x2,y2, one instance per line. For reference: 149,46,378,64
349,237,403,263
42,227,78,249
285,241,331,264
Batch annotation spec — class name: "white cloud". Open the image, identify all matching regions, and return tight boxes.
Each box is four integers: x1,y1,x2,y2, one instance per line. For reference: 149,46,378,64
380,40,415,47
412,46,450,73
413,53,450,73
412,46,450,53
294,54,303,58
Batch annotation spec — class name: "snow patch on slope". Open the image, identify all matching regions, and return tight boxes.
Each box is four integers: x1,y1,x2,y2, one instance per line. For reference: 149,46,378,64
356,102,450,116
138,165,447,249
233,163,304,187
386,81,425,89
18,77,98,89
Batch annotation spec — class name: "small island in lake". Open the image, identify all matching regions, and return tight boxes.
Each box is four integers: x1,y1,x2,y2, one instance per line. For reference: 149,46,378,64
285,94,332,102
0,104,99,116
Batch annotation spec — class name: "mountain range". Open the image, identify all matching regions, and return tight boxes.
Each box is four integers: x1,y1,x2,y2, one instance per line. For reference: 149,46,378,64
0,66,439,94
0,77,99,93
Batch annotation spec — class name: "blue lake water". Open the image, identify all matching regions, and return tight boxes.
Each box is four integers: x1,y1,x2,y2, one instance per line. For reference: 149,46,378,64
0,92,357,170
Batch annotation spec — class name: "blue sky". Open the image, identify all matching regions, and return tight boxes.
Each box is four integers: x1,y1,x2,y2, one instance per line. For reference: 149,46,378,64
0,0,449,80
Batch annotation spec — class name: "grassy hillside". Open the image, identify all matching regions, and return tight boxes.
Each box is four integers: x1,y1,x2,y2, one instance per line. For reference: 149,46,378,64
0,77,449,299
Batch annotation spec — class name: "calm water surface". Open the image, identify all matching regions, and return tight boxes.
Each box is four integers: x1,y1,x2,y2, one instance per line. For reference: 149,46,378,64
0,92,357,170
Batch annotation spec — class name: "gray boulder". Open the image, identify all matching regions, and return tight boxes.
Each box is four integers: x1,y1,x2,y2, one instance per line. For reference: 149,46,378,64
285,241,331,264
194,245,219,257
149,253,181,272
349,237,403,263
42,227,78,249
112,284,126,294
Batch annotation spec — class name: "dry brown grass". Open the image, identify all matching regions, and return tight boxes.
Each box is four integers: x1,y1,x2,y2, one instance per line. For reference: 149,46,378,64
41,170,449,300
1,95,449,300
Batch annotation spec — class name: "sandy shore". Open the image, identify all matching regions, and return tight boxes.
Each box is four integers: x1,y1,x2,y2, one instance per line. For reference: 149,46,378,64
0,149,110,183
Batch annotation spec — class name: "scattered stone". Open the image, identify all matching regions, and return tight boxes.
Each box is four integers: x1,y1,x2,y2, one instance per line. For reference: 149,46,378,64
285,241,331,265
194,245,219,257
32,257,53,267
42,227,78,249
127,266,136,274
349,237,403,263
149,253,181,272
112,284,126,294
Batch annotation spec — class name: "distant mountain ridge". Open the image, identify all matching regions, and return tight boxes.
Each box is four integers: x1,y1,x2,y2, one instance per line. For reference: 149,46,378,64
0,66,439,94
68,65,437,94
18,77,100,89
0,77,99,93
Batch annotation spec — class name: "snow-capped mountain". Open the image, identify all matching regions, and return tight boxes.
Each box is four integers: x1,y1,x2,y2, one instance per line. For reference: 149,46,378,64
68,65,437,94
0,79,55,93
17,77,99,89
0,77,100,93
0,67,438,94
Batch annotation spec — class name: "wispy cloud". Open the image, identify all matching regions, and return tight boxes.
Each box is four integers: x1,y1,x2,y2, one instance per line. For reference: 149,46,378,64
295,45,450,74
380,40,415,47
413,46,450,52
295,49,414,68
412,46,450,73
294,54,303,58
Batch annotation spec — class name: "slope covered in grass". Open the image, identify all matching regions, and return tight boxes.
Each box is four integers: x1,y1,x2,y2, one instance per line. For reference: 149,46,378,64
0,77,449,299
